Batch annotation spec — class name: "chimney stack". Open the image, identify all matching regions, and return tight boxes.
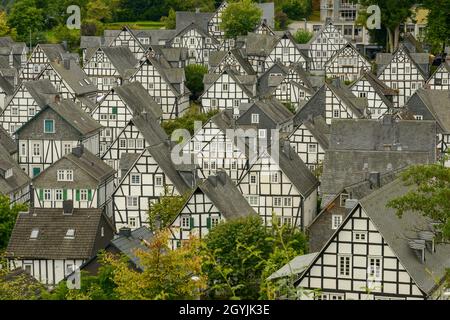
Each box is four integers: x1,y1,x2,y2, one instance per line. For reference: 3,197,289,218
368,172,381,189
54,94,61,104
72,144,84,158
119,227,132,238
63,200,74,215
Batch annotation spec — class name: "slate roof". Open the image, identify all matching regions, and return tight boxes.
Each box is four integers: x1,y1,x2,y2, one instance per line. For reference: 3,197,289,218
6,208,106,260
119,153,140,173
267,252,318,280
171,22,220,45
294,85,326,124
16,99,102,137
0,73,14,95
274,141,320,198
131,113,168,145
408,89,450,133
326,80,368,117
240,99,293,126
209,49,255,75
197,171,257,220
101,46,138,77
133,30,177,47
329,118,437,154
114,82,163,119
38,44,66,61
0,125,17,155
65,148,115,182
48,59,97,96
257,63,289,96
0,144,30,195
23,79,59,107
80,36,104,49
203,68,256,98
359,178,450,296
257,2,275,28
175,11,214,32
245,33,279,57
110,227,154,270
296,115,330,150
351,70,397,108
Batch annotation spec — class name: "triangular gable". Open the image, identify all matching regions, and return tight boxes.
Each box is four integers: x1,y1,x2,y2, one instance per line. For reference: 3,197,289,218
109,26,146,59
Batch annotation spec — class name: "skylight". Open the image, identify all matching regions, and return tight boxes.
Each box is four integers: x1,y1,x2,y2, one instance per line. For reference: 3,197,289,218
30,228,39,239
65,228,75,239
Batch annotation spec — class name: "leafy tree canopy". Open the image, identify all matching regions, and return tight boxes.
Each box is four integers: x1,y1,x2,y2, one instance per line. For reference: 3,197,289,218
220,0,262,39
0,195,28,250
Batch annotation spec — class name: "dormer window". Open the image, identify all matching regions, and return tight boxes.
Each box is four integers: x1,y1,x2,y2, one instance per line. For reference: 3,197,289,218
30,228,39,239
44,119,55,133
65,228,75,239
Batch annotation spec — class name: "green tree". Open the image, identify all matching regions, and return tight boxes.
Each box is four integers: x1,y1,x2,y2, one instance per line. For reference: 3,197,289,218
358,0,416,52
86,0,112,22
50,25,81,52
0,195,28,250
185,64,208,100
148,187,189,232
422,0,450,53
161,8,176,30
387,161,450,240
0,264,46,300
0,11,10,37
293,29,313,44
274,10,289,30
7,0,45,42
220,0,262,38
202,215,308,299
281,0,312,20
162,103,218,135
100,230,206,299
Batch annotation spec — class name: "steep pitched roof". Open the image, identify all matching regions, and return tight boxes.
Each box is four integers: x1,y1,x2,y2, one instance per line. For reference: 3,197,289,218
131,113,168,145
48,59,97,96
198,171,257,220
113,82,163,119
0,144,30,195
352,70,397,108
245,33,279,57
294,85,326,124
38,44,66,61
62,148,115,183
22,79,59,107
6,208,107,260
408,89,450,133
175,11,214,32
298,115,330,150
326,80,368,117
241,99,293,126
16,99,102,137
101,46,138,77
0,125,17,155
0,73,14,95
359,178,450,295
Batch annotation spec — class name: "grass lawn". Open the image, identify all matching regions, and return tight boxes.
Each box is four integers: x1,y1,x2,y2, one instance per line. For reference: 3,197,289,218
105,21,165,30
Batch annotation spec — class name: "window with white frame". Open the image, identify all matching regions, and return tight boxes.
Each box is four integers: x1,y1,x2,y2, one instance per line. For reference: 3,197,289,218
248,195,259,206
283,197,292,207
44,189,51,201
251,114,259,124
332,214,342,229
368,257,382,279
270,172,279,183
338,255,351,277
20,143,26,156
222,83,228,92
211,216,220,227
250,173,257,184
211,99,217,107
55,189,63,201
231,160,237,170
136,139,144,149
181,216,190,229
414,115,423,120
155,174,163,187
282,217,292,226
131,174,141,185
57,170,73,181
353,231,367,242
233,99,240,107
308,144,317,153
32,143,41,156
210,160,216,170
29,107,35,116
203,161,209,170
128,217,137,228
63,143,72,155
119,139,126,148
127,196,138,207
273,197,282,207
258,129,266,138
80,189,88,201
333,109,340,118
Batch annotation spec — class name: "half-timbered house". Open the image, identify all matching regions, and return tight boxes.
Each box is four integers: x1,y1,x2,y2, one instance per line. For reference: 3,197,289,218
201,68,256,115
377,44,428,107
405,89,450,166
101,113,168,181
32,145,115,213
169,171,256,249
296,178,450,300
112,135,192,230
308,20,348,72
83,46,138,95
107,26,147,60
207,1,228,41
15,98,102,178
243,33,279,75
426,62,450,90
91,81,162,154
168,23,220,66
0,79,59,135
265,31,308,71
5,206,114,287
129,56,190,119
324,42,371,82
237,141,319,229
208,49,255,76
20,44,66,81
254,20,276,36
350,71,397,119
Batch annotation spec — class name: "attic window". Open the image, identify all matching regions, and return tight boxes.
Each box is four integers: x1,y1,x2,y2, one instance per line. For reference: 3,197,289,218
30,228,39,239
65,228,75,239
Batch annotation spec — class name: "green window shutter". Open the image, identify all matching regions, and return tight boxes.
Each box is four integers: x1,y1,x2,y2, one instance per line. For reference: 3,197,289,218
38,189,43,200
189,217,194,230
112,107,118,115
63,189,67,200
76,189,80,201
88,189,92,201
206,217,211,230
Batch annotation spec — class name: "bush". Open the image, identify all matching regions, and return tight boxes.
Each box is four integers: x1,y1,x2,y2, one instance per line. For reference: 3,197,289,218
185,64,208,100
162,103,218,136
293,29,313,44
